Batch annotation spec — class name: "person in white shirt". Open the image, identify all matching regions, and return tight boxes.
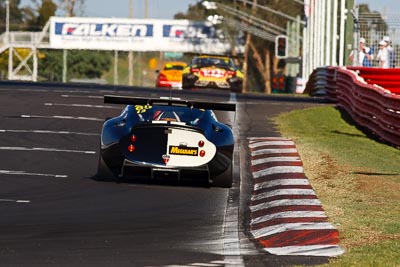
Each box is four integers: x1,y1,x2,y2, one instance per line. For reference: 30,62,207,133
349,37,374,66
377,40,390,68
383,36,395,68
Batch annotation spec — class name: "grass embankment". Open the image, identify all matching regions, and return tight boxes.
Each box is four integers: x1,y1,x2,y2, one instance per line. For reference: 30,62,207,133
275,106,400,267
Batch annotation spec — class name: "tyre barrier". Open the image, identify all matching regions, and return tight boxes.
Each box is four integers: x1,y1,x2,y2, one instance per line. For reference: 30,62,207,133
248,137,345,257
305,67,400,147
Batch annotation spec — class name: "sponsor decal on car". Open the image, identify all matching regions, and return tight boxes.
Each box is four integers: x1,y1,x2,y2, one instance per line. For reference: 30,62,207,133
201,68,226,78
169,146,198,156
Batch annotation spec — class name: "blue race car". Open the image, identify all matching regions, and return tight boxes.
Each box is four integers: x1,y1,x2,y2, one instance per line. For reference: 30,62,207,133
97,95,235,187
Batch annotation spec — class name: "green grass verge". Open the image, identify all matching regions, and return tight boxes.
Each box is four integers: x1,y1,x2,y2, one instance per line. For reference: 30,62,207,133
275,105,400,266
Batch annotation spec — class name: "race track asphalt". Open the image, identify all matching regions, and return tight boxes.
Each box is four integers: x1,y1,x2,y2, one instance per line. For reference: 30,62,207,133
0,82,329,266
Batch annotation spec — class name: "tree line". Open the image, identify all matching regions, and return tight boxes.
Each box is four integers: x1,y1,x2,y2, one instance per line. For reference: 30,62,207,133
0,0,112,82
0,0,306,89
1,1,384,91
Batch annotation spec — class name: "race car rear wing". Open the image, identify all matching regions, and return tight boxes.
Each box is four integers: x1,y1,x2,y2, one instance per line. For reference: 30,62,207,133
184,52,244,59
104,95,236,112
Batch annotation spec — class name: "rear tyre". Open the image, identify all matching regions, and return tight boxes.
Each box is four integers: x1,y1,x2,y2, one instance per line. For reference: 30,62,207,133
212,162,233,188
230,85,242,94
182,82,191,90
182,75,197,90
95,156,117,181
182,76,189,90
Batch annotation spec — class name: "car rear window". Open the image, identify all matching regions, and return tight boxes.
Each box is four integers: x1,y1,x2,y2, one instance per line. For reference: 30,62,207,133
137,105,204,124
164,64,185,71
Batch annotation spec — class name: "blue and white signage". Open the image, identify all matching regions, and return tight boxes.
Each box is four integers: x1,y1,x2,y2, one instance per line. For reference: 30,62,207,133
55,22,153,37
49,17,231,53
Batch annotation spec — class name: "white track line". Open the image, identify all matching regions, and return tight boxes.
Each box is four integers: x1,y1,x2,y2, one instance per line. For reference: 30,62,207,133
223,107,244,267
229,92,237,103
0,146,95,154
0,170,67,178
0,199,31,203
44,103,120,109
0,129,99,136
61,94,103,99
20,115,104,121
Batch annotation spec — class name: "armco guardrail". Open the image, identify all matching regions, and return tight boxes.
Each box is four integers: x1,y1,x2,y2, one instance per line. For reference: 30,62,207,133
305,67,400,147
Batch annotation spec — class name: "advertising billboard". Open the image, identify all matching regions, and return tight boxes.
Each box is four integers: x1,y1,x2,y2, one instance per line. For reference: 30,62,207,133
49,16,231,54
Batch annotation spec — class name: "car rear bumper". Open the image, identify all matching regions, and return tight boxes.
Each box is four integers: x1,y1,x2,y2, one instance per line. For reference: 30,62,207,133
121,159,211,183
183,75,242,92
156,80,182,89
100,144,232,183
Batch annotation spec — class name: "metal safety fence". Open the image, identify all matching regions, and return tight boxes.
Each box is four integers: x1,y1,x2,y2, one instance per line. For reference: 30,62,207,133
358,12,400,68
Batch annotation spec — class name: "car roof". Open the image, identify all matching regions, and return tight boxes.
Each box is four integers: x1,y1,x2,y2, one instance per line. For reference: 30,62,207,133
162,61,187,66
197,55,229,59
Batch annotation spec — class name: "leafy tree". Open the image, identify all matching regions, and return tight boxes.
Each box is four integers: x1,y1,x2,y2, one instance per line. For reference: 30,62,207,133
57,0,86,17
68,50,112,79
37,50,63,81
0,0,24,32
38,50,112,82
21,0,58,31
1,0,112,82
37,0,57,26
174,2,207,20
359,4,388,34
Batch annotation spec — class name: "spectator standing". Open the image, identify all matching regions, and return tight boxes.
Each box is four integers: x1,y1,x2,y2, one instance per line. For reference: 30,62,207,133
349,37,374,66
383,36,395,68
377,40,390,68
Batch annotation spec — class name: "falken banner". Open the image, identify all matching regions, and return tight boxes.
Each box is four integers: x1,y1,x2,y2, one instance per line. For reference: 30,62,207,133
49,16,231,54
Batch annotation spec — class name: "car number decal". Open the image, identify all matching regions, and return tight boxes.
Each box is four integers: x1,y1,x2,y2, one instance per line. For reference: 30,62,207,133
135,104,152,114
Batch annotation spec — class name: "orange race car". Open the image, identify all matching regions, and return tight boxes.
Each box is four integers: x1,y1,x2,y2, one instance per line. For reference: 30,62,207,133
155,61,187,89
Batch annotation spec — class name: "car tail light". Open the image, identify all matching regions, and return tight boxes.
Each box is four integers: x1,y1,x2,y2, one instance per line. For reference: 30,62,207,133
200,150,205,157
191,68,200,74
158,73,168,81
198,140,204,147
128,134,136,152
128,144,135,152
227,70,236,77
